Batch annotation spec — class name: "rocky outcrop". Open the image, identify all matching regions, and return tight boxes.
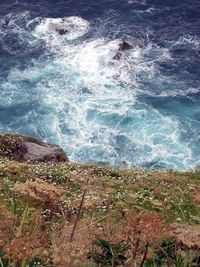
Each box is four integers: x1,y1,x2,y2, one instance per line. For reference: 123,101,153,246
0,133,68,163
112,52,122,60
112,41,134,60
56,28,68,35
118,41,133,51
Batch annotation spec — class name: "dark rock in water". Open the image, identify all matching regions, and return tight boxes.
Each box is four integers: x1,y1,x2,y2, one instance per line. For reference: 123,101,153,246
112,41,133,60
80,87,92,94
0,133,68,163
118,41,133,51
56,29,68,35
112,52,122,60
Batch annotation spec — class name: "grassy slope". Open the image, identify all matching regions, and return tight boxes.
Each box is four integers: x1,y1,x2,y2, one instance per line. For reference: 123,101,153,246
0,154,200,266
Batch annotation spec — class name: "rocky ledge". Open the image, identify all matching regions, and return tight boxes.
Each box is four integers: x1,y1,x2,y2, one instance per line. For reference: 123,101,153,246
0,133,68,163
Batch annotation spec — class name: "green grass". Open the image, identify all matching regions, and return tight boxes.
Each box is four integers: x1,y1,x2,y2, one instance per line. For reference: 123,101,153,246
0,157,200,266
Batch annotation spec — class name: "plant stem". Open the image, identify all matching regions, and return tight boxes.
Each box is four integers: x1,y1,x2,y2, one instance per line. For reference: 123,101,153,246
69,188,86,242
12,195,16,228
140,243,149,267
110,246,115,267
21,258,27,267
3,188,11,202
12,260,17,267
0,216,16,236
30,210,41,238
76,214,108,233
17,203,29,237
131,237,140,263
0,258,4,267
184,250,190,267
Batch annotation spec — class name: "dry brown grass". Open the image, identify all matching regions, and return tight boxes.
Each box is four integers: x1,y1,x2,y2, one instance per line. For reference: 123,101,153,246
14,178,64,208
51,218,94,267
170,223,200,249
192,187,200,204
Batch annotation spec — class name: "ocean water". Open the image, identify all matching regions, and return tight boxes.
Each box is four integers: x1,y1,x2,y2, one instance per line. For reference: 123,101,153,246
0,0,200,170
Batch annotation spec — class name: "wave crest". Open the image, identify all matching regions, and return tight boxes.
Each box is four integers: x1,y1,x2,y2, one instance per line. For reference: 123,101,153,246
31,16,90,44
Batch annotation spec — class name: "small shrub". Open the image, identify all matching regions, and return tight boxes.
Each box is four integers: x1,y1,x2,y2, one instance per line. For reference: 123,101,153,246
89,238,129,266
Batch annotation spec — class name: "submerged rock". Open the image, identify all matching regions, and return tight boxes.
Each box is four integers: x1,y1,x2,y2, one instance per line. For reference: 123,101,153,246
118,41,133,51
112,52,122,60
56,28,68,35
112,41,134,60
0,133,68,163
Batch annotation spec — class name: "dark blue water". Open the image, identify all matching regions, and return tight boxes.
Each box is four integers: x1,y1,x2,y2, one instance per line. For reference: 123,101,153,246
0,0,200,169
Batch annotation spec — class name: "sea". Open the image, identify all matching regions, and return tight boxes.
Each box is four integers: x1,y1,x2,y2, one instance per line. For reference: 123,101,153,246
0,0,200,170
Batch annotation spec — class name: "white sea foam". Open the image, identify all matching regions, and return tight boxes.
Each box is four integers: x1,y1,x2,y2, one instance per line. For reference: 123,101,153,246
128,0,146,5
158,87,200,97
0,13,197,170
32,16,90,45
173,34,200,50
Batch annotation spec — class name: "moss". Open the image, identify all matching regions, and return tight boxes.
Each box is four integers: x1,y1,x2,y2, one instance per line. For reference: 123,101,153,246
42,154,53,162
56,150,68,162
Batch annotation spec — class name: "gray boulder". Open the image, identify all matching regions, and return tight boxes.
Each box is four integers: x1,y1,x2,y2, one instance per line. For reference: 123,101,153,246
0,133,68,163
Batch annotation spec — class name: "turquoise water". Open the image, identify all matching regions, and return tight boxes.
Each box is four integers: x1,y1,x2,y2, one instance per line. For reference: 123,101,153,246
0,0,200,169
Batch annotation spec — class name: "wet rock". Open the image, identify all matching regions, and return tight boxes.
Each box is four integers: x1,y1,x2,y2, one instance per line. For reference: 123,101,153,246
112,52,122,60
0,133,68,163
56,28,68,35
112,41,134,61
118,41,133,51
80,87,92,94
